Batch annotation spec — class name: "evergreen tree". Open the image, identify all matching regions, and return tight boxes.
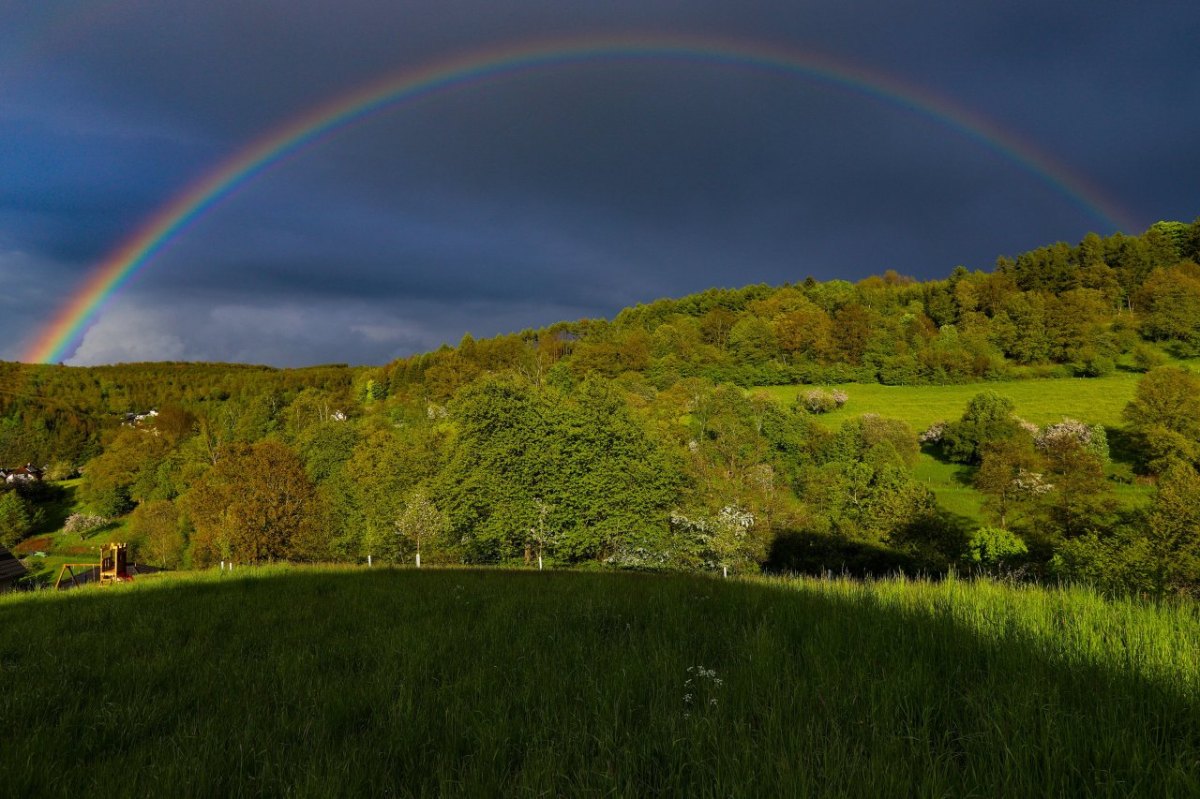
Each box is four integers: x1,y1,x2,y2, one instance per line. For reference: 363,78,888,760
0,490,31,549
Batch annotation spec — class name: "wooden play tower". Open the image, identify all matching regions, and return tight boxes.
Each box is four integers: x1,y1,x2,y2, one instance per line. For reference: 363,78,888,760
55,543,133,590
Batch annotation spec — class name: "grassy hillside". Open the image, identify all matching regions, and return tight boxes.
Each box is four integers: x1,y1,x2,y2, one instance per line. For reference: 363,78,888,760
758,372,1144,431
2,568,1197,797
759,371,1161,521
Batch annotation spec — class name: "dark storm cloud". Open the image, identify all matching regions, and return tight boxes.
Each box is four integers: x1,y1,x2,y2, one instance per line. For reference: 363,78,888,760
1,0,1196,365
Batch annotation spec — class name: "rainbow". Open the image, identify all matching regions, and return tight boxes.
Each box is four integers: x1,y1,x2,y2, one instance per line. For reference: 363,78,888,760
24,33,1139,364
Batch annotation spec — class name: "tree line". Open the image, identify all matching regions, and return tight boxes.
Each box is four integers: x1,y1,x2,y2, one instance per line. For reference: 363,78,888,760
1,220,1199,596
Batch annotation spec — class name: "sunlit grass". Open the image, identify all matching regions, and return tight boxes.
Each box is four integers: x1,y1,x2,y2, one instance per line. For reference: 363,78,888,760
758,372,1145,431
2,567,1196,797
758,373,1161,520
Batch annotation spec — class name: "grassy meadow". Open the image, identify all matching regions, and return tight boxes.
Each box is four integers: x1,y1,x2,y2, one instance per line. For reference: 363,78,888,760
758,371,1160,522
757,372,1145,431
2,567,1198,797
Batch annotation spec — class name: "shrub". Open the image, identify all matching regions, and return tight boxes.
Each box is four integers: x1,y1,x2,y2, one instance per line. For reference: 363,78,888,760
44,460,78,481
1075,353,1115,377
63,513,109,537
1035,419,1110,463
794,389,848,415
1132,343,1167,372
940,391,1022,464
966,526,1029,571
919,421,947,445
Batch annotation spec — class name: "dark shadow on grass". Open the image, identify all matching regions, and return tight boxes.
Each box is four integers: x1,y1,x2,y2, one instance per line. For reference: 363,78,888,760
950,464,976,487
0,568,1196,797
919,443,976,488
1106,426,1147,472
767,530,922,577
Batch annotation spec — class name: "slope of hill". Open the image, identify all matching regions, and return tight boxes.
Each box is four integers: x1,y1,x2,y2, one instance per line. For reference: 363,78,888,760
2,568,1198,797
3,221,1200,594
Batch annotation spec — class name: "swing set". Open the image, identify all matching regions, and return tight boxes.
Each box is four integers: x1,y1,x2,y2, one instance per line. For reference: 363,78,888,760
54,542,134,590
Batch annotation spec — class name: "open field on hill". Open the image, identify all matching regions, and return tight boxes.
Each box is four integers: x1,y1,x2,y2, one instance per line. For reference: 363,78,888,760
758,372,1162,521
757,372,1147,431
2,568,1197,797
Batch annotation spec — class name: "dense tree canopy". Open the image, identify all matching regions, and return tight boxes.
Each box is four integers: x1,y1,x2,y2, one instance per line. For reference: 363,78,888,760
4,221,1200,595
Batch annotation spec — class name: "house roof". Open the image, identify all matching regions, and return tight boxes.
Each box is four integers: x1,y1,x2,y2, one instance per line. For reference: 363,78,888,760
0,544,27,582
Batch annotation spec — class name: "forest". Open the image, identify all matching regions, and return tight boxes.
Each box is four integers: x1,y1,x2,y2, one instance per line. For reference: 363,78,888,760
2,219,1200,596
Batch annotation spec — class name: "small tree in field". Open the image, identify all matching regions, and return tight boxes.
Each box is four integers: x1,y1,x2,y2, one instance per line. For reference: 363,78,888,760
966,526,1029,573
395,487,446,568
527,498,554,570
974,438,1047,529
672,505,757,578
129,499,184,568
941,391,1023,464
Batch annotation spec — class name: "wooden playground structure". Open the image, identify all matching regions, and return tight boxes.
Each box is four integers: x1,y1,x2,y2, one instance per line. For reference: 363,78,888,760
55,542,134,590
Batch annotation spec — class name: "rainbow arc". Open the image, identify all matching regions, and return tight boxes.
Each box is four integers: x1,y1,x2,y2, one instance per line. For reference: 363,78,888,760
24,34,1139,364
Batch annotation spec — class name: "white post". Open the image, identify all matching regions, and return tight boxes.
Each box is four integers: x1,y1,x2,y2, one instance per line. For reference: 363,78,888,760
538,554,543,570
722,565,728,579
367,554,372,567
220,560,225,571
415,552,421,569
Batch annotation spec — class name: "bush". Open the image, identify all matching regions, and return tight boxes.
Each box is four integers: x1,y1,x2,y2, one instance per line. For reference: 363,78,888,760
794,389,848,415
1034,419,1110,463
1075,352,1115,377
81,485,133,518
966,526,1029,572
940,391,1022,464
1132,343,1167,372
63,513,109,538
44,460,79,481
1051,530,1155,595
919,421,947,445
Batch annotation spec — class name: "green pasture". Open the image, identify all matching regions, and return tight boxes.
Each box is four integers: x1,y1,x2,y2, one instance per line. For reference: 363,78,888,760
758,372,1161,521
1,567,1196,797
757,371,1148,431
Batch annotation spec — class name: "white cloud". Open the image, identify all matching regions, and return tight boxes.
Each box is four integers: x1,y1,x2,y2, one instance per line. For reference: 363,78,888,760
349,322,425,344
67,303,188,364
65,296,445,366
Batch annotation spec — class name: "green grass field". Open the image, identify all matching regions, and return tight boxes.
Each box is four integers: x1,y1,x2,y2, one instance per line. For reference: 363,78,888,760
758,372,1161,522
2,567,1197,797
757,371,1148,431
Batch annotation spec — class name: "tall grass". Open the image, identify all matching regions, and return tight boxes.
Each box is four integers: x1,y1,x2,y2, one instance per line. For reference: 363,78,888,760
2,567,1196,797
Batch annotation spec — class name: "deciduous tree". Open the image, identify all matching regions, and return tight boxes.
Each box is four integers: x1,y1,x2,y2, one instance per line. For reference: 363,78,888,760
183,441,318,564
1122,367,1200,472
395,486,447,567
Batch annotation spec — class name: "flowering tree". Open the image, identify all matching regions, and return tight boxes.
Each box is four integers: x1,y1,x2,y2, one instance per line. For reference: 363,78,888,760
974,439,1050,529
526,498,554,570
395,486,447,568
671,505,756,577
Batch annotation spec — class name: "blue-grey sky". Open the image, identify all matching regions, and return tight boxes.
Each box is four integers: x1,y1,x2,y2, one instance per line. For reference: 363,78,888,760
1,0,1197,366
